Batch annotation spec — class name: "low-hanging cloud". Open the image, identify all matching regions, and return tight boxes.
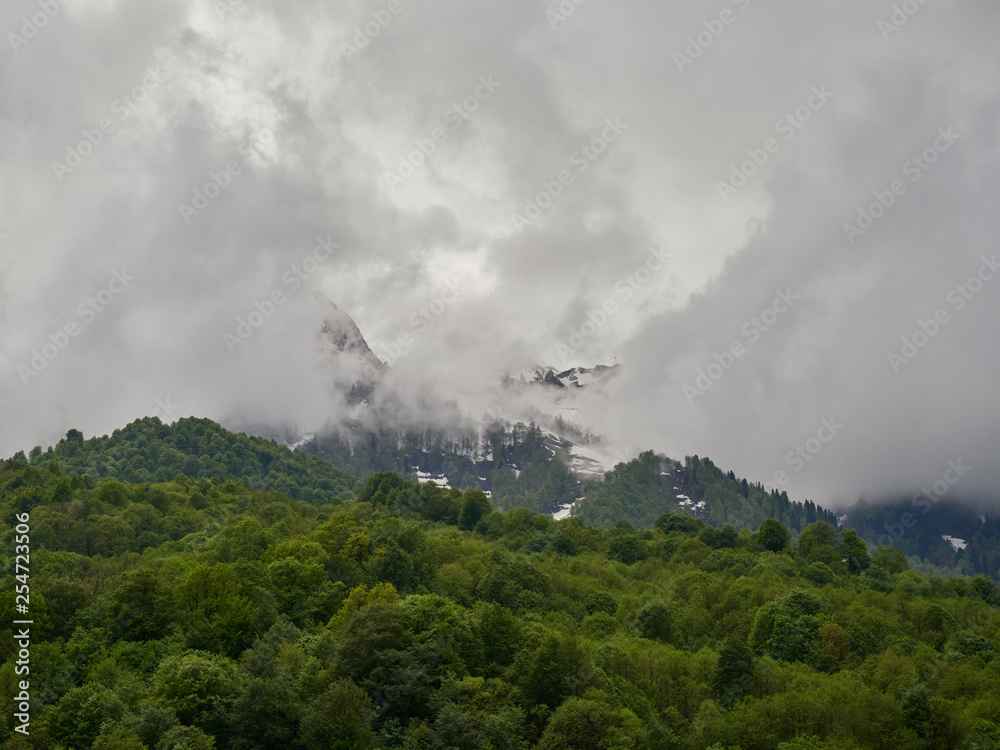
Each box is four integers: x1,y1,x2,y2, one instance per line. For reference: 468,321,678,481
0,0,997,510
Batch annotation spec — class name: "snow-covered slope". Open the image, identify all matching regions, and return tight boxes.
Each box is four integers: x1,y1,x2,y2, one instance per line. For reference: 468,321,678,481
535,428,620,482
942,535,968,552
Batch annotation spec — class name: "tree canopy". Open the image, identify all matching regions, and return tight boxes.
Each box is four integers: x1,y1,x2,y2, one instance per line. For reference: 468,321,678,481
0,433,998,750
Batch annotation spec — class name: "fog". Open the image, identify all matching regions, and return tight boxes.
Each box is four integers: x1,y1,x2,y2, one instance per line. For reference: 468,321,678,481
1,0,997,508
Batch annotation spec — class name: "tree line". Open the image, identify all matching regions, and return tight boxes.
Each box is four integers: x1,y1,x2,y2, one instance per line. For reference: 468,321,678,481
0,426,999,749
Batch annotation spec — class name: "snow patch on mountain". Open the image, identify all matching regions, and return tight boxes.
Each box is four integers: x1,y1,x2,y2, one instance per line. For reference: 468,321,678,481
537,429,620,482
288,433,315,451
416,470,452,489
942,535,968,552
566,442,621,481
504,364,620,390
553,497,585,521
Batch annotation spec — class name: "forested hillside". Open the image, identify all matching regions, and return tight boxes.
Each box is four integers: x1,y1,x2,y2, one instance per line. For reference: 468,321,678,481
845,498,1000,580
2,448,1000,750
307,420,580,515
574,453,838,536
28,418,360,504
17,418,996,580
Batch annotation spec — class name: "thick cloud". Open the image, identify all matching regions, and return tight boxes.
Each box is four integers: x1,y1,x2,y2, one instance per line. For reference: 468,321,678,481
0,0,997,508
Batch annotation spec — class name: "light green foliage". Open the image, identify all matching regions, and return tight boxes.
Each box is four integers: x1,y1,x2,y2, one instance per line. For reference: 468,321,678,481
91,729,148,750
155,726,214,750
802,561,836,586
535,693,650,750
0,440,998,750
748,589,828,666
152,652,240,728
585,592,619,616
798,520,838,557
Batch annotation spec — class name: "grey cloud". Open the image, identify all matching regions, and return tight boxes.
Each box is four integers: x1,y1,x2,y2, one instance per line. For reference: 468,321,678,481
0,0,997,511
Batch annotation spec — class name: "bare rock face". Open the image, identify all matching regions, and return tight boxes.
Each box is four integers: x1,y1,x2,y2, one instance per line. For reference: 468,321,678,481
501,364,621,390
312,294,386,404
316,298,385,371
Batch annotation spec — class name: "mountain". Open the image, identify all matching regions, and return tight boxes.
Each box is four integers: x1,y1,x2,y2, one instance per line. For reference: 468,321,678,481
571,452,839,535
253,303,626,515
292,305,838,533
3,434,1000,749
237,303,1000,579
303,417,584,516
501,363,621,390
313,295,387,404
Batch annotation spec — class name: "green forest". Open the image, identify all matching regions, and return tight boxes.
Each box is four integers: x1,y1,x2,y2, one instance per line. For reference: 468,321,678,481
844,499,1000,580
2,419,1000,749
573,452,839,535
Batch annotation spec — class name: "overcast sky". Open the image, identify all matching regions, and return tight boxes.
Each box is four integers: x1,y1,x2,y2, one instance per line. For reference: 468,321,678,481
1,0,998,508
